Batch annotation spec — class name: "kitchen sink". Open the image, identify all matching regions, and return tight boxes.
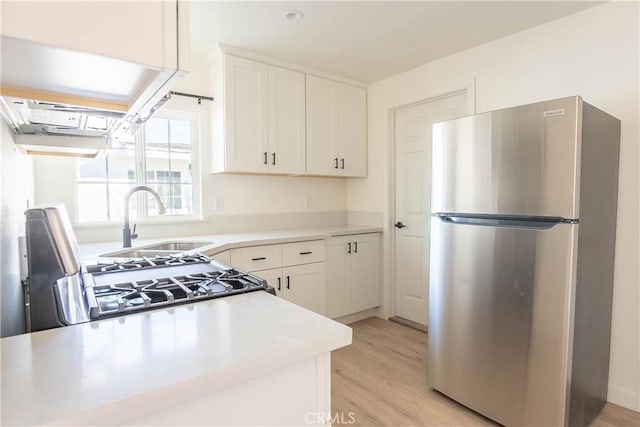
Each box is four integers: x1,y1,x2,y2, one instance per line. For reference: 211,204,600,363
142,242,207,251
101,249,177,258
100,241,213,259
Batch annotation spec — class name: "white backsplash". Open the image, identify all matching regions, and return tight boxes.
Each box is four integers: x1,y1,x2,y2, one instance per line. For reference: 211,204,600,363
73,211,352,243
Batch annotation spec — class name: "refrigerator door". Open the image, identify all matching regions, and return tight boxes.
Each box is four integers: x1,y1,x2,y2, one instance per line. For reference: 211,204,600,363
431,96,581,219
427,216,577,426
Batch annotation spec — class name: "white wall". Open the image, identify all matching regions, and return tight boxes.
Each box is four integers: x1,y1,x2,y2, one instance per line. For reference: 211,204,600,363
0,121,34,337
351,2,639,410
34,54,348,242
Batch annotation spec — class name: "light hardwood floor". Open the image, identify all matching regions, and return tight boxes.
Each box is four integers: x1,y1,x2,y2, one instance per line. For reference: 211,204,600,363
331,317,639,426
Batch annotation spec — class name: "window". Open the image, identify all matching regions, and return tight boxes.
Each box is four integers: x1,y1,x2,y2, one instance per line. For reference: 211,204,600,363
76,112,199,223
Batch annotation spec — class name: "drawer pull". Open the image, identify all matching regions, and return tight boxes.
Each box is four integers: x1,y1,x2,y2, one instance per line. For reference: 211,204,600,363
347,242,351,254
299,251,313,255
251,257,267,261
286,276,290,289
354,242,358,253
277,277,281,291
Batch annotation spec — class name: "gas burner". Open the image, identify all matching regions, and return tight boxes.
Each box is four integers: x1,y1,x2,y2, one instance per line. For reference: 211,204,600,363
84,263,270,320
85,254,212,275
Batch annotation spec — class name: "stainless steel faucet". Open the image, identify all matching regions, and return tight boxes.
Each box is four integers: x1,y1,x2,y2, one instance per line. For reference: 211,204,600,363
123,186,167,247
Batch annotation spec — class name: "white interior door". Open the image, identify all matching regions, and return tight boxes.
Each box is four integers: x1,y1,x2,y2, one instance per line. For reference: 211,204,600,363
393,93,468,326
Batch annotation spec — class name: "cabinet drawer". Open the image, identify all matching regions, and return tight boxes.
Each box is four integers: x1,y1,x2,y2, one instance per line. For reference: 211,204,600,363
230,244,282,272
282,240,325,266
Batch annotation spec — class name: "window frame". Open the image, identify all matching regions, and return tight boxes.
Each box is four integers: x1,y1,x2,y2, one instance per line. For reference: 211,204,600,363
73,109,202,226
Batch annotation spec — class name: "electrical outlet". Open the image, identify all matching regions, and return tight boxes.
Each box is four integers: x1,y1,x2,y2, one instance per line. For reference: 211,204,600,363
304,195,312,209
214,197,224,211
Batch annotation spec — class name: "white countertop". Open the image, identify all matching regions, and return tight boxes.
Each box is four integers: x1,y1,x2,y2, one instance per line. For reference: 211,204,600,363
1,292,352,426
79,224,383,261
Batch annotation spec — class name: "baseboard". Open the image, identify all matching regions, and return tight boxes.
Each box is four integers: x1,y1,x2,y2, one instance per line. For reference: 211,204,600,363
607,384,640,412
333,308,379,325
389,316,428,333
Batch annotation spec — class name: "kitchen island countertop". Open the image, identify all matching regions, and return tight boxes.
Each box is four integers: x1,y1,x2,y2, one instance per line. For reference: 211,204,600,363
1,291,352,426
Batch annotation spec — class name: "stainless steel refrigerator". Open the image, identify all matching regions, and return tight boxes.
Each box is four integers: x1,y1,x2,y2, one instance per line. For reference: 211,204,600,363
427,96,620,426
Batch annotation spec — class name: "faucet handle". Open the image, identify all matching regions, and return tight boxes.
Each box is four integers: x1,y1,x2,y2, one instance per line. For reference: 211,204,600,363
131,223,138,240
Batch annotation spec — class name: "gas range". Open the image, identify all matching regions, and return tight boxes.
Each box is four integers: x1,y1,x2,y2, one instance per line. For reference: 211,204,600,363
81,254,270,320
24,205,273,332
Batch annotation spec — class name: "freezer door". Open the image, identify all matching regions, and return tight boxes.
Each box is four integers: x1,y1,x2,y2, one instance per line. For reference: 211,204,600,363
431,96,581,219
427,217,577,426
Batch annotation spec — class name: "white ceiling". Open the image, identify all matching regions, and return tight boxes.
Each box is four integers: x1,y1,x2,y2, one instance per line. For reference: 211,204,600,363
190,1,601,83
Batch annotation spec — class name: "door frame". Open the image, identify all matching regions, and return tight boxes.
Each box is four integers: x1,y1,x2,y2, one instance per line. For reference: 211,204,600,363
382,79,477,322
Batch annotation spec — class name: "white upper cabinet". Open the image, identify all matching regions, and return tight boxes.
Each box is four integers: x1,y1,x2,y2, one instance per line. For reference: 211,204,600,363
306,75,367,177
338,84,367,177
214,55,306,174
268,66,306,175
223,55,269,173
0,0,189,121
306,76,340,176
212,47,366,178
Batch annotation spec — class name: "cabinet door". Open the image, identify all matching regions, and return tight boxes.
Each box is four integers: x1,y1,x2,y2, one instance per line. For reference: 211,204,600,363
350,234,380,313
224,55,269,173
268,66,306,175
283,263,326,315
338,84,367,177
325,237,351,319
306,75,339,176
252,267,283,298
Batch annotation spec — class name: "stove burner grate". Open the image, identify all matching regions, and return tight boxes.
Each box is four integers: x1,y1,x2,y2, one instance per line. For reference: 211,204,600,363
85,254,212,275
86,267,267,319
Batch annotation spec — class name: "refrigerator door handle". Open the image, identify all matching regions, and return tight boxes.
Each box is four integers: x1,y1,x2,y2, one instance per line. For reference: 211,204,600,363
435,214,575,229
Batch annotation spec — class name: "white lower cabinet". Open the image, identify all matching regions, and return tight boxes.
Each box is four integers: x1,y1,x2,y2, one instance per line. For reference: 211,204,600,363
232,240,327,315
208,250,231,265
254,264,326,315
326,233,380,319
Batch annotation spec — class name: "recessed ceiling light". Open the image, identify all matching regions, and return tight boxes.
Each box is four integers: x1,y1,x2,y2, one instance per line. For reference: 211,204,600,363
283,10,304,21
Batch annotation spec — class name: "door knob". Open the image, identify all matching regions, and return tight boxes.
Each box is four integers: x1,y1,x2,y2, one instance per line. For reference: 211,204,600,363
394,221,407,229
